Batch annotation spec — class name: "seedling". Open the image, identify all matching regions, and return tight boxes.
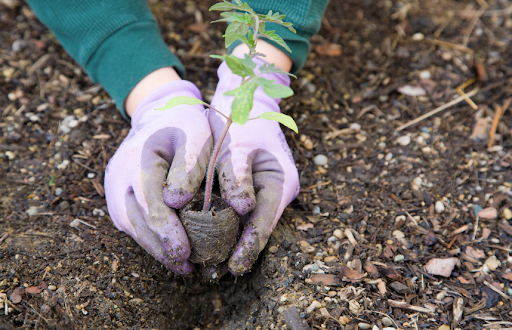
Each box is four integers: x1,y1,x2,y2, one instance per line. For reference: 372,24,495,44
158,0,298,212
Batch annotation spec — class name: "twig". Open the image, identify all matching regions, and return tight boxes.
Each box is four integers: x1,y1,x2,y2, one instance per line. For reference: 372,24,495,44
483,280,511,300
462,3,488,47
388,300,435,314
423,38,474,54
473,216,479,241
488,98,512,148
455,79,479,110
397,88,479,131
0,232,8,244
305,180,331,190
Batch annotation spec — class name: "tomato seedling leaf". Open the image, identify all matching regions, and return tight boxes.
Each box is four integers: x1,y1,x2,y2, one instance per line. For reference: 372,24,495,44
260,30,291,53
155,96,207,110
256,77,294,98
224,80,258,125
256,112,298,133
259,63,297,79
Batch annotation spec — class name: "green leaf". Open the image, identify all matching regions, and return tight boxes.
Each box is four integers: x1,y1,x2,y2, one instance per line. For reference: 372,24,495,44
224,81,258,125
212,12,254,25
259,63,297,79
260,30,291,53
247,30,256,51
257,12,296,33
256,112,298,133
210,1,255,15
49,173,56,186
155,96,207,110
224,32,248,48
241,53,256,70
225,21,249,37
225,54,256,77
209,1,240,12
255,77,294,99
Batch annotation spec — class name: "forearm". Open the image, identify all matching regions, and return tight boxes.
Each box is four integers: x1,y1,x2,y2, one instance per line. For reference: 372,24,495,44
26,0,185,120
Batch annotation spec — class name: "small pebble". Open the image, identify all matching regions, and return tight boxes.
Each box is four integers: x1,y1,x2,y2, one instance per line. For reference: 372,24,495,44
392,230,405,239
327,236,337,243
269,246,278,254
26,206,38,216
48,285,57,291
5,151,15,160
314,154,328,166
390,282,410,294
435,201,445,213
419,70,431,79
55,188,63,196
385,152,393,161
478,207,497,219
436,291,446,301
394,255,405,262
306,300,320,313
129,298,144,305
305,246,316,254
59,125,71,135
280,294,287,302
381,317,393,327
312,263,319,271
277,306,284,313
412,32,424,40
397,135,411,146
395,215,406,223
358,323,371,330
473,205,483,216
93,208,105,217
324,256,337,263
40,304,51,315
438,325,450,330
333,229,344,239
57,159,70,170
313,205,321,216
503,208,512,220
87,172,96,179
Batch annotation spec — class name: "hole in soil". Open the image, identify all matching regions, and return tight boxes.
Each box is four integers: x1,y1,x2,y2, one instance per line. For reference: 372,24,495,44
159,257,269,330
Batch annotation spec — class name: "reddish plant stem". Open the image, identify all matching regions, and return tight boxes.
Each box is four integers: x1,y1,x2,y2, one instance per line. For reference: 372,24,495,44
203,115,233,211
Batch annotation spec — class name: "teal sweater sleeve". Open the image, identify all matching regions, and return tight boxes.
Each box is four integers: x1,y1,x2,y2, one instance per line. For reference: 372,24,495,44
26,0,185,120
228,0,331,74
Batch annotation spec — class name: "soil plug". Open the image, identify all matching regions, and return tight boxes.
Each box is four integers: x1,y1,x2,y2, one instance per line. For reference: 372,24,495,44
158,0,299,267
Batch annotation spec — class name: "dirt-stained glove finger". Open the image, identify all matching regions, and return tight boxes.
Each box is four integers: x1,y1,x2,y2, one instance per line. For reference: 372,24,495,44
163,134,213,209
227,151,299,275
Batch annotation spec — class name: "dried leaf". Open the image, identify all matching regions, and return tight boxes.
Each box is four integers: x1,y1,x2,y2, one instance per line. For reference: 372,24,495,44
25,286,42,294
309,274,341,286
315,43,342,56
425,257,458,277
297,223,314,231
343,267,364,281
188,22,209,33
465,246,485,260
502,272,512,281
10,287,25,304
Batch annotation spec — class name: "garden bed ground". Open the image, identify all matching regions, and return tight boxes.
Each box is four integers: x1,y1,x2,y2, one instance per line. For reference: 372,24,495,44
1,0,512,329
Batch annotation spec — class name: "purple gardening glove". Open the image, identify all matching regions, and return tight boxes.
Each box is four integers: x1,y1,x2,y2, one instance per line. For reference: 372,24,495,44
105,81,212,274
209,57,300,275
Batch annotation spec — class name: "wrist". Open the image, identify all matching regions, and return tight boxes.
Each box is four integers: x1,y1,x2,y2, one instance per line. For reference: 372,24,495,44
232,39,293,73
125,67,182,117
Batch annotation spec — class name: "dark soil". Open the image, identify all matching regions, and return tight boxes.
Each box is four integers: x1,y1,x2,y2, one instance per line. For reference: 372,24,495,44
180,192,239,267
2,0,512,329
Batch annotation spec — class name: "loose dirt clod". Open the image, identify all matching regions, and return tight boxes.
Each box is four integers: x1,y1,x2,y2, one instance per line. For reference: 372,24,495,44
179,193,239,266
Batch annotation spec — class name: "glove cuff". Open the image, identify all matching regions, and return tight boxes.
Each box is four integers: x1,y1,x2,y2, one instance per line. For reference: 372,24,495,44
131,80,203,125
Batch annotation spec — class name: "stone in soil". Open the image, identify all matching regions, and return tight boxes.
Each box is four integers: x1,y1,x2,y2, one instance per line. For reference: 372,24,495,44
179,192,239,266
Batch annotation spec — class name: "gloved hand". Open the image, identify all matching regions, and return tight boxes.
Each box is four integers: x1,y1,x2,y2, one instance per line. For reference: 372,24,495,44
104,80,212,274
209,57,300,275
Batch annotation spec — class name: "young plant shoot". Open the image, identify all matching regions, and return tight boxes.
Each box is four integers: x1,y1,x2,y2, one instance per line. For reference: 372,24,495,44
157,0,298,212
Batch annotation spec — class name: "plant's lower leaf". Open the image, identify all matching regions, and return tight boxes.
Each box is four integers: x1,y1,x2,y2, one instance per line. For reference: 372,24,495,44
256,77,294,99
155,96,207,110
256,112,298,133
224,81,258,125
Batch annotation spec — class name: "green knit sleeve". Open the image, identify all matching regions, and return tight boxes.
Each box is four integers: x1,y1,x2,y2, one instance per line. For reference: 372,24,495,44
25,0,185,120
228,0,331,74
